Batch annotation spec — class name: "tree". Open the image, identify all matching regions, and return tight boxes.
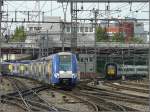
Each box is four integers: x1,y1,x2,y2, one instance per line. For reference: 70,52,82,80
130,37,144,43
9,26,26,42
96,26,108,42
112,33,125,43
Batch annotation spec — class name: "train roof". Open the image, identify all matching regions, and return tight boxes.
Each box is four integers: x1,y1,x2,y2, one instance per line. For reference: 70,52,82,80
19,60,32,64
57,52,72,55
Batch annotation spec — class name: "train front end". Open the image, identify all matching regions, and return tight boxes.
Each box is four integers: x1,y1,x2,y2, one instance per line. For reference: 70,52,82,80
52,52,78,88
105,63,117,79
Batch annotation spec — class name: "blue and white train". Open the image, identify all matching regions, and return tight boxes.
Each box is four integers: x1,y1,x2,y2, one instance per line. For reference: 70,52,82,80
105,63,148,79
0,52,79,89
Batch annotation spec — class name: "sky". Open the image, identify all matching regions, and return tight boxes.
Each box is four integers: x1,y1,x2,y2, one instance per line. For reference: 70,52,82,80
2,1,149,33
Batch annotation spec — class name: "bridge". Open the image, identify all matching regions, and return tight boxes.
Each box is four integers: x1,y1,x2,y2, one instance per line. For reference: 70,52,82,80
0,42,148,56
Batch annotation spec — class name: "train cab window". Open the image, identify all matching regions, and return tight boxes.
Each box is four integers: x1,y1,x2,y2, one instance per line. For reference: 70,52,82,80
59,55,71,71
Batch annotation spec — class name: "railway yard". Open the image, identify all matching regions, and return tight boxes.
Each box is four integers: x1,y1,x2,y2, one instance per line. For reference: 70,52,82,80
0,1,149,112
0,76,149,112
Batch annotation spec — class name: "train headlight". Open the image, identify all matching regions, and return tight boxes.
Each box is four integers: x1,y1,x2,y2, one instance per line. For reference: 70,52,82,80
72,73,77,78
54,73,59,78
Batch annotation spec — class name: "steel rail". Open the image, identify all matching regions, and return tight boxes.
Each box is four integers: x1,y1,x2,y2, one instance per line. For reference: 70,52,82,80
57,90,99,112
78,84,149,105
72,89,130,111
104,82,149,93
7,78,32,112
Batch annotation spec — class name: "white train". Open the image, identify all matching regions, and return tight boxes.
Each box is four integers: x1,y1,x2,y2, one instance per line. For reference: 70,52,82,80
105,63,148,79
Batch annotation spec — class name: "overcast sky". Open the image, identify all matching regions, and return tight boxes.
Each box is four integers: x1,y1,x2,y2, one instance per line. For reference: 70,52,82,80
2,1,149,32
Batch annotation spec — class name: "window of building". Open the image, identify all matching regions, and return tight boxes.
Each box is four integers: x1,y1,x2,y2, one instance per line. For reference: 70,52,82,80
80,58,84,62
85,27,88,32
89,57,93,62
66,27,70,32
77,27,79,32
29,27,33,31
85,58,88,62
35,27,42,31
80,27,84,32
89,27,93,32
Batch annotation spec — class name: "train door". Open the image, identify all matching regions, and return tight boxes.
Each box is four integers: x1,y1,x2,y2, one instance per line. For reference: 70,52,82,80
38,62,42,81
24,64,29,77
43,61,47,81
31,63,35,78
46,60,52,84
41,62,45,81
28,64,32,78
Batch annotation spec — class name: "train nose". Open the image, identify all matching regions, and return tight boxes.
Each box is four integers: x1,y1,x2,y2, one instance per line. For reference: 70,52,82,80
59,71,73,78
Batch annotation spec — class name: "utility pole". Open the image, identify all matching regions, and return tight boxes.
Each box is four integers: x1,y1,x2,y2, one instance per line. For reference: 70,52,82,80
46,30,48,56
93,9,98,73
0,0,3,62
61,2,68,52
148,2,150,108
70,2,77,53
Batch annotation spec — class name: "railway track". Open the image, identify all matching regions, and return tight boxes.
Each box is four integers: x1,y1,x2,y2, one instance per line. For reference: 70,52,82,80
77,83,149,106
72,89,137,111
1,77,99,112
119,81,149,89
103,82,149,93
0,77,68,112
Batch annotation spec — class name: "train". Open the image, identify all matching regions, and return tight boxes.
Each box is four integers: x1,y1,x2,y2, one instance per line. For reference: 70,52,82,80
105,63,148,79
0,52,79,89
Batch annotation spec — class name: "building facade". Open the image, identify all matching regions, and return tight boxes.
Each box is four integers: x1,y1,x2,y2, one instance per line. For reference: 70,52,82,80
25,16,147,48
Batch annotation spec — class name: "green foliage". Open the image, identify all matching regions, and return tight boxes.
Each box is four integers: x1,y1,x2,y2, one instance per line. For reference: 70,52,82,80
111,33,125,43
9,26,26,42
96,26,108,42
130,37,144,44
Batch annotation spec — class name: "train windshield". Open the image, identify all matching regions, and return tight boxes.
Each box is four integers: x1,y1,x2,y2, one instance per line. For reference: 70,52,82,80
59,55,72,71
